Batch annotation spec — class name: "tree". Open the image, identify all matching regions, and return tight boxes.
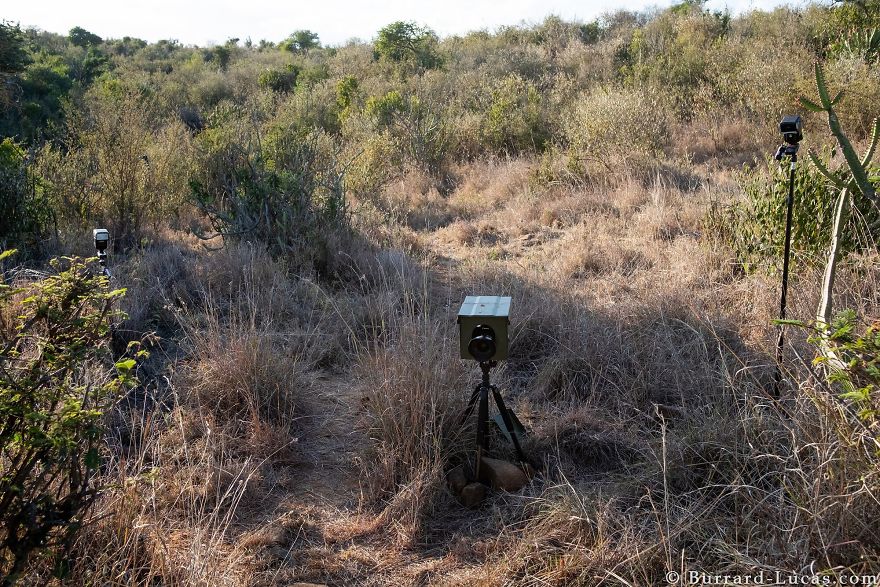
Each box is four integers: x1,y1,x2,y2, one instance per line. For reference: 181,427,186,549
0,22,29,76
67,26,102,48
374,21,442,70
0,21,30,108
0,139,52,253
280,30,320,53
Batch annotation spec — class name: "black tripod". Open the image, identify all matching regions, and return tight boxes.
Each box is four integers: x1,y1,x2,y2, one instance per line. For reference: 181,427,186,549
772,141,799,397
97,251,111,278
462,361,526,480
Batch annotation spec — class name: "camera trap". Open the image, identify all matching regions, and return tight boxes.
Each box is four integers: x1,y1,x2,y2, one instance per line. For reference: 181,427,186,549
455,296,528,495
457,296,510,362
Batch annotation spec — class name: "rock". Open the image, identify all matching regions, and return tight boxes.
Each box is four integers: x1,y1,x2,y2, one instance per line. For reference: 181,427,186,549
459,482,487,508
447,464,469,495
478,457,530,492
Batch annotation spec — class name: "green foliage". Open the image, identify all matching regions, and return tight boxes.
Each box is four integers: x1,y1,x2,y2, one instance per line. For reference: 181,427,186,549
480,74,547,155
577,21,602,45
190,124,347,263
0,139,52,253
616,6,730,114
280,30,320,53
794,310,880,439
365,90,449,175
105,36,147,57
202,44,232,71
1,52,72,141
374,21,442,71
258,65,299,93
335,75,359,120
830,27,880,63
74,47,109,85
67,26,102,48
562,87,667,184
0,21,30,77
705,156,880,270
32,89,193,250
0,253,139,583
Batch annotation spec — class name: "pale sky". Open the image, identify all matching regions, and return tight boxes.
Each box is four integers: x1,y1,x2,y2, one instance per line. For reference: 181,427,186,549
4,0,798,47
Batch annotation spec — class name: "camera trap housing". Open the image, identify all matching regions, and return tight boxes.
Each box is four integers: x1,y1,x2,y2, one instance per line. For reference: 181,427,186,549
93,228,109,264
775,115,803,161
779,115,803,145
458,296,510,362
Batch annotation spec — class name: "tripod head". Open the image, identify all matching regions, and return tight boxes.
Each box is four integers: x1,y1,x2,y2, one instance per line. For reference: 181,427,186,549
774,142,799,162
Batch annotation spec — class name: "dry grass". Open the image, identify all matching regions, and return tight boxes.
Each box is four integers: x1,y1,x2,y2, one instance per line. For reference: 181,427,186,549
19,152,880,585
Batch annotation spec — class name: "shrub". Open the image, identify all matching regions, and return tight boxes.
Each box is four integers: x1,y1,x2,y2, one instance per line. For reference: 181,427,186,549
374,21,443,71
279,30,320,54
0,21,31,108
257,65,299,93
0,252,140,583
562,87,668,184
190,124,347,267
0,139,53,255
705,158,880,273
811,310,880,429
364,90,450,176
480,74,548,155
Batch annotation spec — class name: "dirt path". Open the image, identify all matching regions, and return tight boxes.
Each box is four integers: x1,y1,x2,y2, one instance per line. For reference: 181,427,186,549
242,241,507,586
241,371,477,586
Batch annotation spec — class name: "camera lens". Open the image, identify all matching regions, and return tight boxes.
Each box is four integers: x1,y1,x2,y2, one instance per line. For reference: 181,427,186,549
468,325,496,362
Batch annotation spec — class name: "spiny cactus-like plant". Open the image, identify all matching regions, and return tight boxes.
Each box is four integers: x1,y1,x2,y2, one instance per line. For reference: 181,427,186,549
799,62,879,334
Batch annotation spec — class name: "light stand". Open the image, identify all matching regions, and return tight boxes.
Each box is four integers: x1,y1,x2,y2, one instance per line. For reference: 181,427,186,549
772,116,802,397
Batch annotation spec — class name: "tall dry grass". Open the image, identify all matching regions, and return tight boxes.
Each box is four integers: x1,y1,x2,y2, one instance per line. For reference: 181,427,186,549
19,152,879,585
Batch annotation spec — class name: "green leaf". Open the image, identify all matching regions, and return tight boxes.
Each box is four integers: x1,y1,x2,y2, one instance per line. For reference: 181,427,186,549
115,359,136,373
830,90,844,106
0,249,18,262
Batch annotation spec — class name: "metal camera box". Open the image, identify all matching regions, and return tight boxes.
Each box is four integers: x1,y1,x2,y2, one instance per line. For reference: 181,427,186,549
457,296,511,361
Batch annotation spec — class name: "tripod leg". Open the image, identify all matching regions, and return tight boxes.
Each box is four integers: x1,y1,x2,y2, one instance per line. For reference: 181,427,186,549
491,387,526,462
459,384,482,426
474,384,489,480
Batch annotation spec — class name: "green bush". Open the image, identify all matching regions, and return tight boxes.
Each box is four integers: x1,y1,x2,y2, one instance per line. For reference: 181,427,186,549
811,310,880,428
480,74,548,155
374,21,443,71
0,139,52,255
0,252,139,584
0,21,31,108
706,155,880,271
257,65,299,93
365,90,450,176
190,124,347,265
279,30,320,54
562,87,668,184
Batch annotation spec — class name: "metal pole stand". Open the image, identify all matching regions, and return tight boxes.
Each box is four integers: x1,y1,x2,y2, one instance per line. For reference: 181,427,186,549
461,361,527,481
772,142,798,397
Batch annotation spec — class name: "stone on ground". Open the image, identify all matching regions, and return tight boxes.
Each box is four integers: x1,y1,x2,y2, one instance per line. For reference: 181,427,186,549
446,464,469,495
478,457,530,491
459,482,487,508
